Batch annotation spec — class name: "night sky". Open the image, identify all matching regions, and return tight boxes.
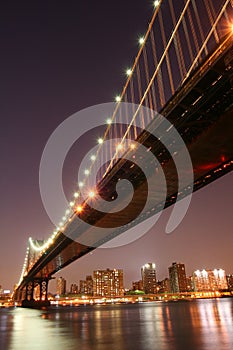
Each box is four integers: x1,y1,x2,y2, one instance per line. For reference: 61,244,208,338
1,1,232,292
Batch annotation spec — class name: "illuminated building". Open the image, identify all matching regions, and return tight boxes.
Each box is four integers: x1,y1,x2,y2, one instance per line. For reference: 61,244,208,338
93,268,124,297
70,283,78,294
193,269,228,292
56,277,66,296
79,275,93,295
141,263,157,294
186,276,194,291
132,280,143,291
157,278,171,293
169,262,187,293
226,274,233,291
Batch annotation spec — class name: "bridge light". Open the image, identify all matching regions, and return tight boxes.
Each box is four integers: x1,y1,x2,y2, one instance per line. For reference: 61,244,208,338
73,192,79,198
98,138,104,144
126,68,132,76
106,118,112,125
116,143,123,151
62,216,66,221
115,95,121,102
130,143,136,150
154,0,159,8
76,205,83,213
84,169,90,175
79,181,84,188
88,190,96,199
90,154,96,161
69,201,75,207
139,37,145,45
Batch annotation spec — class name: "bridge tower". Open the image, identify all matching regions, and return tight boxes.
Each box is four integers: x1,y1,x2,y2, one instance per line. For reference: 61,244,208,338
15,239,51,307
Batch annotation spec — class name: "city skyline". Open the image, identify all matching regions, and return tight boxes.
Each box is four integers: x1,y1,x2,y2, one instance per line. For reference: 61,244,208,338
1,0,233,292
31,262,232,296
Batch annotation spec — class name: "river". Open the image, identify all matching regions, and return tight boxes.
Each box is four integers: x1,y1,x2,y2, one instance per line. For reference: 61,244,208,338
0,298,233,350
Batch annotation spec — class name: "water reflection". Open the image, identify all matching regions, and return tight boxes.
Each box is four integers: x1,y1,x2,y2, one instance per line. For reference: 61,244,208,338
0,298,232,350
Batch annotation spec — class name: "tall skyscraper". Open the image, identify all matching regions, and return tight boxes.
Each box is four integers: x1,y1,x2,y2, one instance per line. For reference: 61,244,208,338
193,269,228,292
93,268,124,297
56,277,66,296
169,262,187,293
141,263,157,294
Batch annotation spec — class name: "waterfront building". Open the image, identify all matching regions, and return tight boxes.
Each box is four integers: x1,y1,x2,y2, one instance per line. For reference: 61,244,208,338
79,280,87,294
56,277,66,296
70,283,79,294
186,276,194,291
226,274,233,291
86,275,93,295
157,278,171,293
141,263,157,294
193,269,228,292
93,268,124,297
169,262,187,293
132,280,143,291
79,275,93,295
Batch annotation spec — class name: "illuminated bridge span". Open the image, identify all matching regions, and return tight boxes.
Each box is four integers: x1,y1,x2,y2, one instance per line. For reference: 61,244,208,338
14,0,233,307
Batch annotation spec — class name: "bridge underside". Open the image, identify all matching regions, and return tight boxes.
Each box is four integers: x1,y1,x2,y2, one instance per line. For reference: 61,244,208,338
16,36,233,299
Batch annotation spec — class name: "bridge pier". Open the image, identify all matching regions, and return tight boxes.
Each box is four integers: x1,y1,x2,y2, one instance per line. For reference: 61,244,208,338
21,278,50,308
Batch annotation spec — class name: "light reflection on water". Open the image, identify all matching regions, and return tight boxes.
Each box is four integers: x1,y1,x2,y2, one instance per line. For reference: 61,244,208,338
0,298,233,350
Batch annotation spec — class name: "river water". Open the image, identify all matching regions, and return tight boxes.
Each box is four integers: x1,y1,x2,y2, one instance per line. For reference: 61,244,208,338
0,298,233,350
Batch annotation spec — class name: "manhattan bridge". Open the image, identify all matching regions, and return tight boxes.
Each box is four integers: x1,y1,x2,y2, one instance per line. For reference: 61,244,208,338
14,0,233,307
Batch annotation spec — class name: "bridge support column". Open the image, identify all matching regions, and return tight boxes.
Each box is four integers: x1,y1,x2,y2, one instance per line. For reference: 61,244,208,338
39,278,49,301
21,278,50,308
25,280,35,301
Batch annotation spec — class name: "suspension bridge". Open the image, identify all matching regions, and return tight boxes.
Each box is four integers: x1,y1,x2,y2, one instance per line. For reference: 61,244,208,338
14,0,233,307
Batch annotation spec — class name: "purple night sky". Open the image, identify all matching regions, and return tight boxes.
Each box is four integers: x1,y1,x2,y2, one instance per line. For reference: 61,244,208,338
1,1,232,292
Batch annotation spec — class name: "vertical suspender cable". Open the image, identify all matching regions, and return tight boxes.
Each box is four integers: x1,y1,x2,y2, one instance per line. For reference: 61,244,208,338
158,10,175,95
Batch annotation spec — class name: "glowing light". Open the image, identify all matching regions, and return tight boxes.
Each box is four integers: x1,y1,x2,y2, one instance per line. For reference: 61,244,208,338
79,182,84,188
154,0,159,8
66,209,70,215
69,201,75,207
29,237,50,252
90,155,96,161
98,138,104,144
88,190,96,198
106,118,112,125
76,205,83,213
139,37,145,45
84,169,90,175
59,222,63,227
62,216,66,221
126,68,132,76
115,95,121,102
116,143,123,151
73,192,79,198
130,143,136,150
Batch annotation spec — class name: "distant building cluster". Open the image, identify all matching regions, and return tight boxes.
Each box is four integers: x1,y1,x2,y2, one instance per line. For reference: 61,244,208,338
55,263,233,297
56,268,124,297
132,262,232,295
